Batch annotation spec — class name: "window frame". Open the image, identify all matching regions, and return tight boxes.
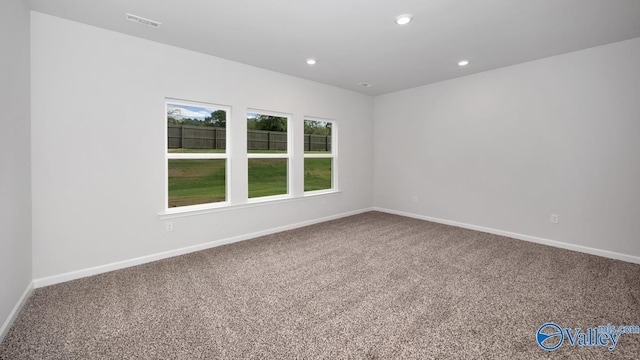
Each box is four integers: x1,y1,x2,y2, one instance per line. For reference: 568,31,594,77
303,116,337,195
160,102,340,218
165,98,232,212
246,108,293,202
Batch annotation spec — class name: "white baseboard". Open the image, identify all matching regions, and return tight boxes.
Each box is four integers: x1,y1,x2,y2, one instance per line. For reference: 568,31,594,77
373,207,640,265
0,281,34,343
33,207,374,288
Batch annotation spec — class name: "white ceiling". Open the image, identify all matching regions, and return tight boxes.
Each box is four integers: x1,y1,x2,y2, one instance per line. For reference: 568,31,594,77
27,0,640,95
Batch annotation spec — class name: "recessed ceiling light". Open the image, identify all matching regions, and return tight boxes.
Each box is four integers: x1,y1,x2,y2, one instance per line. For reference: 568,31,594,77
395,14,413,25
458,60,470,66
306,58,317,65
358,82,374,88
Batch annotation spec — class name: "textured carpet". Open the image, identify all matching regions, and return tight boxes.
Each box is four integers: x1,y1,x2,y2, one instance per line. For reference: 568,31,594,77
1,212,639,359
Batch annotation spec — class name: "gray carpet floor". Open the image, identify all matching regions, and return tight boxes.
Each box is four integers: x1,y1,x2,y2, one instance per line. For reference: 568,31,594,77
1,212,639,359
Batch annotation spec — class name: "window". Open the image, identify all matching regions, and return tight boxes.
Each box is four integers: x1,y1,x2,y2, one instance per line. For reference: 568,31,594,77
247,111,290,199
164,101,336,214
166,100,229,208
304,119,335,192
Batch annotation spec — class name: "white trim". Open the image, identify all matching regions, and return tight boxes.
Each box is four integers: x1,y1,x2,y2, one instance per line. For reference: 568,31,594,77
304,189,340,197
159,190,342,219
162,200,231,216
166,97,230,111
373,207,640,265
248,108,292,119
34,207,374,288
165,99,232,211
167,153,227,159
0,281,33,343
303,153,332,158
304,115,336,123
246,109,293,200
303,118,337,192
247,193,292,203
247,153,289,159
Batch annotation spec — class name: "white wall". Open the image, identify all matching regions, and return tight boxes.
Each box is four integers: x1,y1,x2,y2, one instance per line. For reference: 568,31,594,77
0,0,33,338
27,10,640,284
31,12,373,280
374,37,640,259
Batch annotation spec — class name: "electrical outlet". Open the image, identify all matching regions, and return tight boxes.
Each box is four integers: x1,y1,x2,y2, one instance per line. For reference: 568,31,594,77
550,214,559,224
412,196,418,203
166,221,173,232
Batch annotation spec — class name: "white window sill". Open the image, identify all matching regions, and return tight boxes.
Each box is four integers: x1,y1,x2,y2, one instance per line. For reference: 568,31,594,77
303,189,339,197
159,190,341,219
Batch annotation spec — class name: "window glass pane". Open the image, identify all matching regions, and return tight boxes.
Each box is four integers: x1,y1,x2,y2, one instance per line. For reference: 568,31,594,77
248,158,287,198
304,158,332,191
247,112,287,153
304,120,331,154
168,159,226,207
168,103,226,153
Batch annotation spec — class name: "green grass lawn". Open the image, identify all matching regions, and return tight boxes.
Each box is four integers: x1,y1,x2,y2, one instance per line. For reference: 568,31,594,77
304,158,332,191
168,159,226,207
248,159,288,198
168,157,332,207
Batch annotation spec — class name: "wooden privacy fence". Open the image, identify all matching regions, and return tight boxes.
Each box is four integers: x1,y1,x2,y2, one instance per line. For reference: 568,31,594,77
305,134,331,152
247,130,287,151
168,124,331,151
168,124,226,149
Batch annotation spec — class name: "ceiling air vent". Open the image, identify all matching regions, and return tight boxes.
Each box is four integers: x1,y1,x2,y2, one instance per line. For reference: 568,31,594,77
126,13,161,28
